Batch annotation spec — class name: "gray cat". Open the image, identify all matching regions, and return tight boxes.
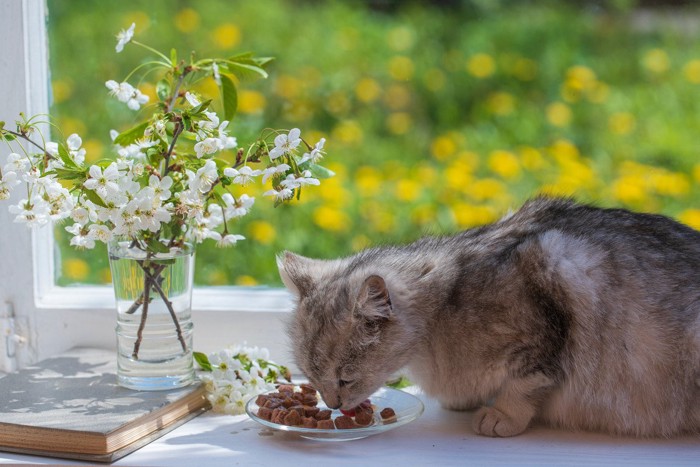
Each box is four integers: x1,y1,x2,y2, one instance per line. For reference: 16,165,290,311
277,196,700,437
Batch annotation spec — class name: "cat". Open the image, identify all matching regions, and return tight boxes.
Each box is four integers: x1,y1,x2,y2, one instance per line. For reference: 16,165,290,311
277,196,700,437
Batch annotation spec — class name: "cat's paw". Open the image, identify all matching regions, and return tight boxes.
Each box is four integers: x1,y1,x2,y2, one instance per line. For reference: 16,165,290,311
472,406,528,437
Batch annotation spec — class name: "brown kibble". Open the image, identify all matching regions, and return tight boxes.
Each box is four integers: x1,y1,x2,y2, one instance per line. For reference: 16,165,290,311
257,406,273,421
282,396,296,408
303,394,319,406
303,405,320,417
300,383,316,394
264,397,283,409
315,409,332,420
283,409,302,426
380,407,396,422
271,408,288,424
354,409,373,426
317,419,335,429
289,405,305,416
277,384,295,394
255,394,269,407
301,416,318,428
334,415,357,429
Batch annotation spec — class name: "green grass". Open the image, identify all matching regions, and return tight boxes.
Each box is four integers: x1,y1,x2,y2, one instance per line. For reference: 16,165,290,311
47,0,700,287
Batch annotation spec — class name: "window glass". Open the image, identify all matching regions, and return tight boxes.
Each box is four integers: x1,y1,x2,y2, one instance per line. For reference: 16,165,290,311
48,0,700,288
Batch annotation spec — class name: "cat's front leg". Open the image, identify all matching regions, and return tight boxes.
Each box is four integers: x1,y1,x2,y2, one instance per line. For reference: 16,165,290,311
472,372,555,437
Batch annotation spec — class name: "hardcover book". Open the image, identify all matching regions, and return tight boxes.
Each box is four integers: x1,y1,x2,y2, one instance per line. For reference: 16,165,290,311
0,347,209,462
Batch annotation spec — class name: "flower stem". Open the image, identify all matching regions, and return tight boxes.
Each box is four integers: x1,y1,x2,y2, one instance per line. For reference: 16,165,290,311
132,262,151,359
143,266,188,353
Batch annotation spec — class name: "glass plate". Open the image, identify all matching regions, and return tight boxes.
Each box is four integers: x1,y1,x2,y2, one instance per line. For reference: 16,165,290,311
245,386,424,441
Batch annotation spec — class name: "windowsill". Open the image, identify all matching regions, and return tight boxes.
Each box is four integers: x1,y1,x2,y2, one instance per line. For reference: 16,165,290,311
0,387,697,466
35,284,295,313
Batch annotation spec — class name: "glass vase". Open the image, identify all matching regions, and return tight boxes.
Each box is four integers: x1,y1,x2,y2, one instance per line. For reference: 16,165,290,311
108,239,195,391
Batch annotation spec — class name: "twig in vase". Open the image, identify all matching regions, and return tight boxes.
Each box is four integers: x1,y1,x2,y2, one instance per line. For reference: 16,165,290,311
125,263,165,314
132,267,151,359
142,266,188,354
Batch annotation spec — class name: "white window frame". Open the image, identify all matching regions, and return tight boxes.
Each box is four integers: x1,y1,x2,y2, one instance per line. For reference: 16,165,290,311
0,0,294,371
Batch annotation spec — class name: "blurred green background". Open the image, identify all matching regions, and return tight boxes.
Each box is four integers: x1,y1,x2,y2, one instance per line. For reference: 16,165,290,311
48,0,700,287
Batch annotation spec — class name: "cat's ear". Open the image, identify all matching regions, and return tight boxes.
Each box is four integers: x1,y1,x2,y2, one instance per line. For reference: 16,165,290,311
277,251,314,297
356,275,393,321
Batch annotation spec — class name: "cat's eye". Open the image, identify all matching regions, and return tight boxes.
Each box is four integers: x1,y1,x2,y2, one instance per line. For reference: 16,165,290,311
338,379,353,388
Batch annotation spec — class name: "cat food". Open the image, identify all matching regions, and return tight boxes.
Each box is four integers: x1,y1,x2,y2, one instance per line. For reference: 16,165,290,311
253,384,397,430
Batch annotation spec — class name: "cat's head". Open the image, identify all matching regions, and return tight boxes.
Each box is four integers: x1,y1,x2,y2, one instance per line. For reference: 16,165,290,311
277,251,407,410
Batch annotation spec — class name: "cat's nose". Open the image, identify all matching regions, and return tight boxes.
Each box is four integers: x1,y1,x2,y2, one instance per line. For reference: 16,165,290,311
320,390,341,409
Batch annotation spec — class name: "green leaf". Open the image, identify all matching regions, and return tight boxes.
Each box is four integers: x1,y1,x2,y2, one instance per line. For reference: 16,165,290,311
156,78,170,102
146,237,170,254
114,121,149,146
386,375,412,389
1,133,15,142
170,48,178,68
189,99,213,115
220,74,238,122
57,143,79,169
307,163,335,179
193,351,212,371
82,189,107,208
52,167,85,181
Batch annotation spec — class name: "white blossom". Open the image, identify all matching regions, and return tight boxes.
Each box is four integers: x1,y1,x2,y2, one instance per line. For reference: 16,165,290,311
194,137,222,158
207,231,245,247
105,80,149,110
65,222,95,249
149,175,173,200
261,163,290,184
115,22,135,53
187,160,218,193
268,128,301,160
223,166,260,186
263,187,294,202
9,196,50,226
0,171,19,200
300,137,326,164
83,162,121,201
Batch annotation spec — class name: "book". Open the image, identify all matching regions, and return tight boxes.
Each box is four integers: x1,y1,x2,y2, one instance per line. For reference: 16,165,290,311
0,347,210,463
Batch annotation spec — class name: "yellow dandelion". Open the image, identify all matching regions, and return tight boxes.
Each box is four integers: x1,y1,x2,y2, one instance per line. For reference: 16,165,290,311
693,164,700,183
355,78,381,103
355,166,383,197
82,139,104,163
450,203,497,228
383,83,412,110
611,175,647,204
467,178,506,201
650,171,690,197
212,23,241,50
411,204,437,226
424,68,446,91
608,112,636,135
566,65,597,91
485,92,515,116
678,209,700,231
99,268,112,284
248,220,276,245
63,258,89,281
445,160,474,192
519,146,545,171
238,90,266,114
642,48,670,74
332,120,363,145
546,102,572,127
123,11,150,30
275,75,302,100
313,206,351,232
395,178,422,202
351,235,372,252
318,177,350,206
430,135,457,161
174,8,200,33
236,275,259,286
466,53,496,78
512,57,538,81
683,59,700,84
388,56,415,81
549,139,580,161
488,150,521,179
326,92,351,116
52,80,73,104
386,112,412,135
